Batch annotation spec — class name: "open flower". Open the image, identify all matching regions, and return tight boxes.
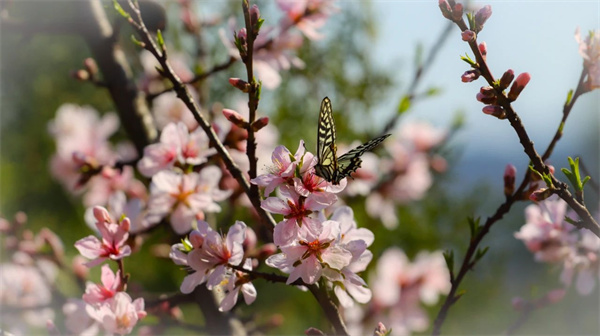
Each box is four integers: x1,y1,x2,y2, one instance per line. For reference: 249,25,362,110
266,220,352,285
86,292,146,335
75,206,131,267
251,140,308,196
82,264,121,305
575,28,600,89
218,259,257,312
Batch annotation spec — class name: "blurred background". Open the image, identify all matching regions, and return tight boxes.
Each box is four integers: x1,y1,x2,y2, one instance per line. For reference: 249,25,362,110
1,0,598,334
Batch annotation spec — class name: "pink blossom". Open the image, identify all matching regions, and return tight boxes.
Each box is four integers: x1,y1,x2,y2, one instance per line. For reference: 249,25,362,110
293,168,343,207
397,122,447,152
261,187,326,246
266,220,353,284
82,264,121,305
219,20,305,89
575,28,600,89
146,170,213,234
138,122,215,177
474,5,492,31
507,72,531,101
63,299,100,335
276,0,336,40
49,104,119,192
75,206,132,267
86,292,146,335
151,90,199,131
84,165,147,207
174,221,247,294
342,151,380,196
251,140,307,195
218,259,257,312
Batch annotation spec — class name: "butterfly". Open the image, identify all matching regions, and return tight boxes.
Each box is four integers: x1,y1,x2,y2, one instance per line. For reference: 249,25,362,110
314,97,391,185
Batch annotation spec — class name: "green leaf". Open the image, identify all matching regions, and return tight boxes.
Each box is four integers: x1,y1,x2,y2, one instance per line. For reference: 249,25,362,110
131,34,145,47
466,12,475,31
397,95,411,114
460,53,477,67
564,89,574,107
562,157,590,192
257,18,265,31
467,216,481,238
443,250,454,274
475,246,489,262
156,29,165,49
113,0,131,19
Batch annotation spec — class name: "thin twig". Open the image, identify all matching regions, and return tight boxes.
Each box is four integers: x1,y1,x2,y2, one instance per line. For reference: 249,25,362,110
124,0,276,229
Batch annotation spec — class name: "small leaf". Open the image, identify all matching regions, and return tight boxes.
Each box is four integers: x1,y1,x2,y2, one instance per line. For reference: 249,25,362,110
113,0,131,19
460,53,477,67
581,176,591,188
397,95,411,114
564,89,574,107
466,12,475,31
131,34,145,47
257,18,265,31
475,246,489,262
443,250,454,274
564,216,579,225
156,29,165,49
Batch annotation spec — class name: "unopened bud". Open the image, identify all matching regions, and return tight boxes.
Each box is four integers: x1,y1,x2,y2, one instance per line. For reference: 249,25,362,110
461,69,480,82
476,86,497,104
120,217,131,232
258,243,277,260
237,28,247,44
222,108,249,128
243,227,257,252
474,5,492,32
504,164,516,196
250,4,261,34
229,78,250,92
438,0,453,20
83,58,98,76
461,29,476,42
374,322,388,336
482,105,505,119
499,69,515,90
507,72,531,101
251,116,269,132
511,297,526,311
72,255,90,280
478,42,487,61
529,187,553,202
189,230,204,248
451,3,463,21
71,69,90,81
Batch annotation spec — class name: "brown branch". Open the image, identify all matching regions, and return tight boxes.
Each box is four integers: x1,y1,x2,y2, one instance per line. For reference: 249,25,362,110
124,0,276,229
432,13,600,336
146,56,237,100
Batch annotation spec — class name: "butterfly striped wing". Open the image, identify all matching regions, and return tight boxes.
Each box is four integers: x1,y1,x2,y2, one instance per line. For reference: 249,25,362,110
333,134,391,184
315,97,338,182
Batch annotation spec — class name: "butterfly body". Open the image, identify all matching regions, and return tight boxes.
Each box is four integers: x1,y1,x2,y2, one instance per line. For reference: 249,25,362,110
314,97,391,185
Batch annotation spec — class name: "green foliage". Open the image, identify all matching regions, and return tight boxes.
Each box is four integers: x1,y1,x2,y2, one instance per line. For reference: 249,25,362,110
561,156,590,192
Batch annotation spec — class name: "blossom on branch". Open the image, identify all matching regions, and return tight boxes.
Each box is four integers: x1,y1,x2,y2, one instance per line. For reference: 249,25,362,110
575,27,600,89
85,292,146,335
75,206,132,267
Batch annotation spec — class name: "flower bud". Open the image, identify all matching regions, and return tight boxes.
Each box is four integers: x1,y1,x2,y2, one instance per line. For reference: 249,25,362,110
476,86,496,104
504,164,516,196
474,5,492,32
507,72,531,101
258,243,277,260
306,327,326,336
83,58,98,76
251,116,269,132
478,42,487,61
250,4,261,34
499,69,515,90
243,227,257,252
545,288,566,304
482,105,505,119
439,0,453,20
451,3,464,21
229,78,250,92
529,187,553,202
461,29,476,42
71,69,90,81
72,255,90,280
222,108,249,128
189,230,204,248
374,322,388,336
461,69,480,82
511,297,526,311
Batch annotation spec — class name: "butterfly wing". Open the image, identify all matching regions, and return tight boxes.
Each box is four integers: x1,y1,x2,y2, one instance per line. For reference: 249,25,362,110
334,133,391,184
315,97,338,182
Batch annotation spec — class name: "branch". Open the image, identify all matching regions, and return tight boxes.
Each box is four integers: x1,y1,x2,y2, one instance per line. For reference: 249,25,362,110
124,0,276,229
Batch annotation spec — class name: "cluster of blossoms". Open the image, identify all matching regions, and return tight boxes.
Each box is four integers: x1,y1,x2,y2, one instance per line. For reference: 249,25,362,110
220,0,336,89
169,220,258,311
343,122,448,229
70,206,146,334
515,196,600,295
252,141,375,306
48,104,146,209
345,248,451,336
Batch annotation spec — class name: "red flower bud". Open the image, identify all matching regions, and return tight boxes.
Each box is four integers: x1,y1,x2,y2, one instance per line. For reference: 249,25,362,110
229,78,250,92
529,187,553,202
222,108,249,128
474,5,492,32
504,164,516,196
461,29,476,42
478,42,487,61
83,58,98,76
482,105,505,119
452,3,464,21
251,116,269,132
508,72,531,101
439,0,453,20
499,69,515,90
461,69,480,82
